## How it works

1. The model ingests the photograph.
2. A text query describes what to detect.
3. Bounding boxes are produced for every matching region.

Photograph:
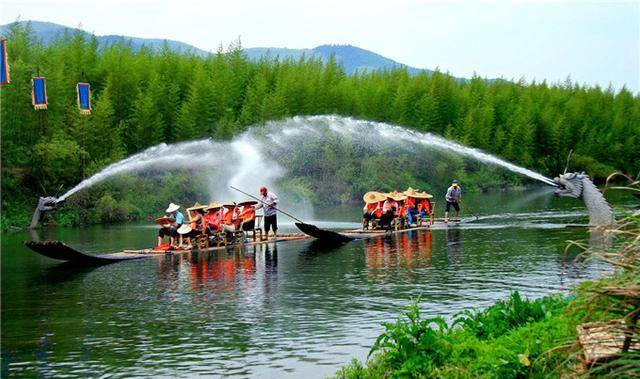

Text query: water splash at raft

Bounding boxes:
[57,115,556,202]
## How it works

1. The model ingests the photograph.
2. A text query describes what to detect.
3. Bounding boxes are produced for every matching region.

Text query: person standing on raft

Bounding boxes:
[256,186,278,240]
[444,180,461,223]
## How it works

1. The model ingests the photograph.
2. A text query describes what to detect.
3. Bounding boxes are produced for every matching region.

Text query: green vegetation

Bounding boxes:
[330,178,640,379]
[331,293,572,379]
[2,22,639,229]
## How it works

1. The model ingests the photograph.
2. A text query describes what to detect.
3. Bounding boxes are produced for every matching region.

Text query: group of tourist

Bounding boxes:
[157,186,279,249]
[362,187,434,229]
[362,180,462,229]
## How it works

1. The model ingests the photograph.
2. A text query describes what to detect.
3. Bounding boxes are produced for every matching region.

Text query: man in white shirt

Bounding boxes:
[444,179,462,223]
[256,186,279,239]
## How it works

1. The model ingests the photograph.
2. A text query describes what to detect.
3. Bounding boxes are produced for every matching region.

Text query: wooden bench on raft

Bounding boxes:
[223,215,264,245]
[416,202,436,226]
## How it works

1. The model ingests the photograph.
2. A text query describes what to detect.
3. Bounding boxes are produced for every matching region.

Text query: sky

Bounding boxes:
[1,0,638,92]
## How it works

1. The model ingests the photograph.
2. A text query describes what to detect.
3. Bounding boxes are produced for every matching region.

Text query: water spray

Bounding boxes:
[31,116,559,228]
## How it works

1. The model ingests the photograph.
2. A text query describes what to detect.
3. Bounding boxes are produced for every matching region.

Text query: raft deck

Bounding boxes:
[25,219,462,266]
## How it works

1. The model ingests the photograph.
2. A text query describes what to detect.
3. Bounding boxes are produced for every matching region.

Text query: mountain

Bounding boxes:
[243,45,426,75]
[0,21,210,55]
[0,20,430,76]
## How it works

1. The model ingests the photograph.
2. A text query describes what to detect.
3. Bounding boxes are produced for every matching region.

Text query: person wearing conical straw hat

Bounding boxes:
[379,193,399,229]
[392,191,408,228]
[187,202,207,241]
[403,187,419,227]
[157,202,184,247]
[221,202,241,241]
[416,192,433,219]
[362,191,385,230]
[204,202,223,236]
[444,179,462,223]
[238,200,258,234]
[177,224,196,249]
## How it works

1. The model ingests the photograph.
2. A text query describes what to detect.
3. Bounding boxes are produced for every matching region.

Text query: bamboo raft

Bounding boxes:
[24,218,463,265]
[25,234,309,264]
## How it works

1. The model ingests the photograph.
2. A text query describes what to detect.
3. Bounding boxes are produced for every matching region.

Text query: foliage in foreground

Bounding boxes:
[331,292,571,379]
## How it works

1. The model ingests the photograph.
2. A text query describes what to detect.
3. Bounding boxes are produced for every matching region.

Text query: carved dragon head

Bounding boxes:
[29,196,66,229]
[37,196,65,212]
[553,172,587,198]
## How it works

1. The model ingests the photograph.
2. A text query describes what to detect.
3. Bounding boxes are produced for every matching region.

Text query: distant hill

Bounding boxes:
[0,20,439,76]
[243,45,426,75]
[0,21,210,55]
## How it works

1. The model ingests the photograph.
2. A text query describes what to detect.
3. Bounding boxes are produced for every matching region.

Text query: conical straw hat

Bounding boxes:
[238,200,258,207]
[386,191,407,201]
[177,224,192,235]
[403,187,420,197]
[205,202,223,211]
[404,187,433,199]
[166,203,180,213]
[418,191,433,199]
[189,202,207,211]
[155,216,175,227]
[363,191,385,204]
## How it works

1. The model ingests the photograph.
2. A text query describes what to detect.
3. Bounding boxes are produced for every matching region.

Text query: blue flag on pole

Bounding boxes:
[1,39,9,85]
[32,77,47,110]
[77,82,91,114]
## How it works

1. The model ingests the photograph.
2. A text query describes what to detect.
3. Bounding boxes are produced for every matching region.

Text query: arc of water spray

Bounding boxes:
[55,116,558,203]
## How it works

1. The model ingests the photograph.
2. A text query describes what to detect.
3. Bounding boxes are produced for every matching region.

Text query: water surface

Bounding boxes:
[2,189,631,378]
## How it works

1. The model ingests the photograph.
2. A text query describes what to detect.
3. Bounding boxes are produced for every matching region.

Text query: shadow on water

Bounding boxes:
[35,262,101,285]
[300,239,350,255]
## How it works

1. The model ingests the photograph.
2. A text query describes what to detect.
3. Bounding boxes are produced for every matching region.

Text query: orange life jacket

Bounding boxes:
[374,201,384,218]
[405,197,415,209]
[420,200,431,214]
[238,207,256,222]
[223,208,237,226]
[364,203,377,213]
[206,210,222,229]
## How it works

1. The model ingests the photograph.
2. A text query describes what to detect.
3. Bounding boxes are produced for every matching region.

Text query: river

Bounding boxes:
[1,188,631,378]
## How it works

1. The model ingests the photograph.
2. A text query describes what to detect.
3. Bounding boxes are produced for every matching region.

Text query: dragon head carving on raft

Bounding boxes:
[553,172,613,226]
[29,196,66,229]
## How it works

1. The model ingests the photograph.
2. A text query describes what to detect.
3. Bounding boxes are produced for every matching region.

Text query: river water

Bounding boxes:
[1,189,632,379]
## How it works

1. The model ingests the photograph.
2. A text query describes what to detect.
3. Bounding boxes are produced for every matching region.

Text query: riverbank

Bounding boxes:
[329,184,639,379]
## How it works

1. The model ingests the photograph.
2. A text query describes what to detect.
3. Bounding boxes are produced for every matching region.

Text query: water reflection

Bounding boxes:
[155,243,281,298]
[364,230,434,273]
[446,228,462,264]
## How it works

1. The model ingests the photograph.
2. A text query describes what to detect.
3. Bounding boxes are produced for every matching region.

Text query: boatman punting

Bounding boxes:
[444,179,461,223]
[256,186,279,240]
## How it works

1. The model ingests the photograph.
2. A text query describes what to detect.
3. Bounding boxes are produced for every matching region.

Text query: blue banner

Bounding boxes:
[32,77,47,110]
[77,82,91,113]
[1,39,9,85]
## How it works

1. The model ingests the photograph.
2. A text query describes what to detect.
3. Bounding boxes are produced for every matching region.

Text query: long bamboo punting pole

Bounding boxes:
[230,186,306,224]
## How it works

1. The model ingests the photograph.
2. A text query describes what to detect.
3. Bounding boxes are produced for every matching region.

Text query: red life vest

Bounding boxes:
[374,201,384,218]
[405,197,415,209]
[206,210,222,230]
[222,208,236,226]
[239,207,256,222]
